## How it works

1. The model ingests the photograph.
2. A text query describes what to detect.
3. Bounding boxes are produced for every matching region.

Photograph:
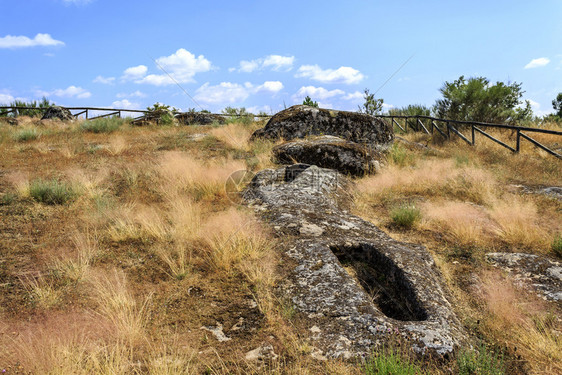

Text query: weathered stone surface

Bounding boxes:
[243,165,466,359]
[273,135,382,176]
[251,105,394,150]
[41,106,73,121]
[175,112,226,125]
[487,252,562,303]
[510,184,562,202]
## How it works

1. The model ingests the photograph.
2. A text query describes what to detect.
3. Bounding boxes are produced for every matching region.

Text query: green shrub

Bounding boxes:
[390,205,421,229]
[29,179,76,205]
[13,128,39,142]
[146,102,178,126]
[221,106,253,125]
[457,344,505,375]
[552,234,562,257]
[1,193,16,205]
[389,143,414,167]
[364,348,421,375]
[302,96,319,108]
[80,117,125,133]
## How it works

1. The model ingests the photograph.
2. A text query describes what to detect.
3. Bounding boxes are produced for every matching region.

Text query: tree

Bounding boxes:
[302,96,318,107]
[552,92,562,117]
[433,76,532,124]
[358,88,384,115]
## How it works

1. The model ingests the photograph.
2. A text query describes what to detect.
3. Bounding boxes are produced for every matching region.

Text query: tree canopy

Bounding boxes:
[433,76,532,124]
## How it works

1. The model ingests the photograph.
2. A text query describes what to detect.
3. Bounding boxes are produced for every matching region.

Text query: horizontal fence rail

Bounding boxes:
[0,106,272,120]
[377,114,562,159]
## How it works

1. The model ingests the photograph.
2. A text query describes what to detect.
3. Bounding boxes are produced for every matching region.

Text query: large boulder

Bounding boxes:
[175,112,226,125]
[251,105,394,150]
[41,106,73,121]
[243,165,467,359]
[273,135,383,176]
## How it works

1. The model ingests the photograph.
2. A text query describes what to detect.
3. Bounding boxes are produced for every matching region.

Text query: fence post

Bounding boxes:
[516,129,520,152]
[446,121,450,139]
[471,125,475,145]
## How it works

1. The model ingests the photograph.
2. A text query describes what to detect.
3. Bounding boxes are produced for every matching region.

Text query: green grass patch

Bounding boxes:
[364,348,421,375]
[29,179,77,205]
[457,344,505,375]
[80,117,126,133]
[389,143,415,167]
[552,234,562,257]
[13,128,39,142]
[390,205,421,229]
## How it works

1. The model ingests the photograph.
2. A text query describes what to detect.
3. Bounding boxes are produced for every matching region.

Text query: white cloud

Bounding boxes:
[38,86,91,99]
[342,91,363,101]
[256,81,284,93]
[524,57,550,69]
[195,82,250,104]
[195,80,284,104]
[0,33,64,49]
[0,93,15,104]
[116,90,146,98]
[112,99,140,109]
[127,49,212,86]
[93,75,115,85]
[295,64,364,84]
[293,86,345,101]
[234,54,295,73]
[122,65,148,81]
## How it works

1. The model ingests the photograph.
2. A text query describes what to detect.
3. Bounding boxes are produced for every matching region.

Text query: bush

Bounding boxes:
[358,88,384,115]
[29,179,76,205]
[146,103,178,126]
[221,106,253,125]
[388,104,431,117]
[302,96,319,107]
[389,143,414,167]
[1,97,53,117]
[364,348,421,375]
[390,205,421,229]
[433,76,532,125]
[552,234,562,257]
[13,128,39,142]
[80,117,125,133]
[457,344,505,375]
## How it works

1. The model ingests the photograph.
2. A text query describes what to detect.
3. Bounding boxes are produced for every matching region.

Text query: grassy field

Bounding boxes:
[0,116,560,374]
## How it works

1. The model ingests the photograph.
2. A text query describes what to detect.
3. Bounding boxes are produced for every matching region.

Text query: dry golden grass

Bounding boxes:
[420,200,493,246]
[88,269,151,344]
[209,122,253,151]
[478,271,562,375]
[19,273,63,309]
[50,231,99,283]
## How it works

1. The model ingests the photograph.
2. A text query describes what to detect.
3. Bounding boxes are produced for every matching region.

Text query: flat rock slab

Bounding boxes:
[243,165,466,359]
[273,135,382,176]
[487,252,562,303]
[251,105,394,150]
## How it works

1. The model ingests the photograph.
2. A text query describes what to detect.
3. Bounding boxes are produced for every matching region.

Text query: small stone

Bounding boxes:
[200,323,231,342]
[245,344,278,362]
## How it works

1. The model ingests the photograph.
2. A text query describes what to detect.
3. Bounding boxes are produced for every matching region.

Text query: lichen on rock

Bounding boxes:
[243,164,466,359]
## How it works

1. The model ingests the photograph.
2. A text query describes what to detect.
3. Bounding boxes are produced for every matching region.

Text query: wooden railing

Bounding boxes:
[0,106,271,121]
[377,115,562,159]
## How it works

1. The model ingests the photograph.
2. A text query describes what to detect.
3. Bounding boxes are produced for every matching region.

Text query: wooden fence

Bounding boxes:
[378,115,562,159]
[0,106,271,121]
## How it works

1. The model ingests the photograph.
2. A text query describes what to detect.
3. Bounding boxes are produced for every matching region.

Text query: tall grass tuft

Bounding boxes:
[80,117,126,133]
[457,343,505,375]
[364,348,421,375]
[552,234,562,257]
[390,204,421,229]
[13,128,39,142]
[29,178,77,205]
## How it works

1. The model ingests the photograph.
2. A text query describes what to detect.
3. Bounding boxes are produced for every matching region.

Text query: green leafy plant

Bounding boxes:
[388,104,431,117]
[457,344,505,375]
[29,179,77,205]
[390,204,421,229]
[80,117,125,133]
[552,92,562,118]
[1,97,53,117]
[364,348,421,375]
[389,143,414,167]
[552,234,562,257]
[433,76,532,125]
[221,106,253,124]
[146,102,178,126]
[358,88,384,115]
[302,96,319,108]
[13,128,40,142]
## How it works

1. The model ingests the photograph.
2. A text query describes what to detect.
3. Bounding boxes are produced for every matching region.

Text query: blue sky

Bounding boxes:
[1,0,561,116]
